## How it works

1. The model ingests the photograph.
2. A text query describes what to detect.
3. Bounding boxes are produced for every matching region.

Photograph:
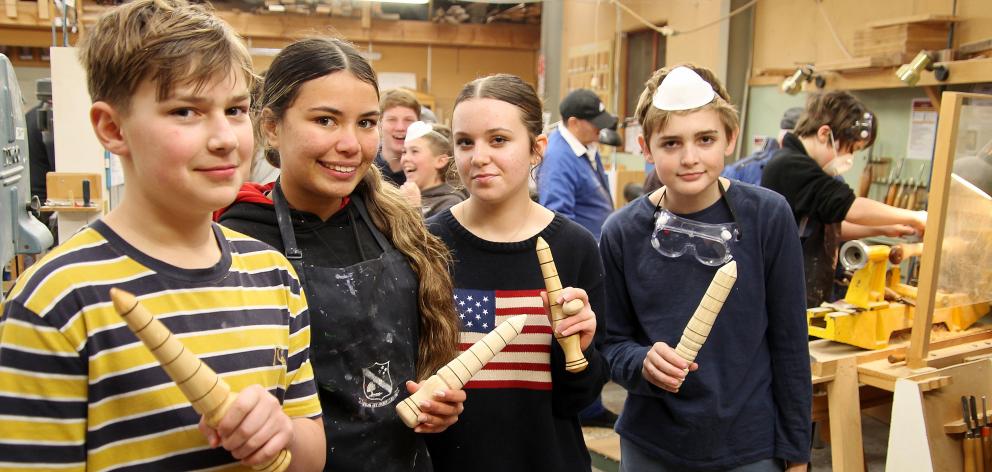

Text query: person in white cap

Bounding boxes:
[398,121,466,218]
[599,64,811,472]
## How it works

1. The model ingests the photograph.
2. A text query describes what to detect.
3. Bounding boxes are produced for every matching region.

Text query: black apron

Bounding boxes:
[273,184,428,472]
[799,216,841,308]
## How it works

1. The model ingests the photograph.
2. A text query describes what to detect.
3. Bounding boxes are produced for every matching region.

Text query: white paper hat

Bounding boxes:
[652,66,717,111]
[405,121,433,144]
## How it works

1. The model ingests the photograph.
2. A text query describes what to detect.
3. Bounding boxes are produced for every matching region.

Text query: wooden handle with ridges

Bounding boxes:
[396,314,528,428]
[674,261,738,365]
[964,436,978,472]
[109,288,292,472]
[535,237,588,373]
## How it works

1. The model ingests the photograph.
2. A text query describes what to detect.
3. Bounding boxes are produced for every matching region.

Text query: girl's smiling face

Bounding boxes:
[264,71,380,216]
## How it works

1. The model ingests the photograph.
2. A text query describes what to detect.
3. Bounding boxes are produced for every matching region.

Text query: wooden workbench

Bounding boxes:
[810,321,992,471]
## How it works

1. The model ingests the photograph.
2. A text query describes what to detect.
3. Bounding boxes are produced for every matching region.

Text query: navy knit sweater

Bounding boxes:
[425,210,609,472]
[600,182,812,470]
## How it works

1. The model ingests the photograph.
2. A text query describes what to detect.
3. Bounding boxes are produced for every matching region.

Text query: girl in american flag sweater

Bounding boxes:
[425,74,609,471]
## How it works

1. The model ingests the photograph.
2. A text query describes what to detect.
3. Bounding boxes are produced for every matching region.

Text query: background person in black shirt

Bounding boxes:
[761,91,926,307]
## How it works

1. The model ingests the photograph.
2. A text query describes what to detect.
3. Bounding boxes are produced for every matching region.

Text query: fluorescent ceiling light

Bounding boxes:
[356,0,430,4]
[249,47,282,57]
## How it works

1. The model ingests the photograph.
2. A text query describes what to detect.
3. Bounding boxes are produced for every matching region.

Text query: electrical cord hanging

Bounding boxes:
[815,0,853,59]
[679,0,758,35]
[611,0,758,37]
[611,0,672,36]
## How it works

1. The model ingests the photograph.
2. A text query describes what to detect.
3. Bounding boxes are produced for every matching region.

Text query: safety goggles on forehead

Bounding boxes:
[849,112,874,141]
[651,181,741,266]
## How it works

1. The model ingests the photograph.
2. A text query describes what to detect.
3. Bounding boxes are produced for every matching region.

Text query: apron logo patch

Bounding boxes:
[359,361,397,408]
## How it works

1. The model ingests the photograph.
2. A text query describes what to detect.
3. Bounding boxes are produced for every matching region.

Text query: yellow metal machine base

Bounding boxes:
[807,240,990,350]
[808,298,989,350]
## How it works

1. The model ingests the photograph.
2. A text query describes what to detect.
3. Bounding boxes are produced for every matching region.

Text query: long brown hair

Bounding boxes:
[257,37,459,379]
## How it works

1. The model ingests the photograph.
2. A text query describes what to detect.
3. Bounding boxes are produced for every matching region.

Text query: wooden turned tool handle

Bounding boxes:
[396,314,528,428]
[885,181,899,205]
[536,237,587,373]
[964,437,977,472]
[674,261,738,365]
[982,433,991,472]
[109,288,292,472]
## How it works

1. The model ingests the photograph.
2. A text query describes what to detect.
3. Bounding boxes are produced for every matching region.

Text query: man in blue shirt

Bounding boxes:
[538,89,618,240]
[538,89,619,428]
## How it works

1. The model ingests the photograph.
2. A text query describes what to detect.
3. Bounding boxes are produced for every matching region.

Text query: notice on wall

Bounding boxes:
[624,122,642,156]
[378,72,417,93]
[906,98,938,160]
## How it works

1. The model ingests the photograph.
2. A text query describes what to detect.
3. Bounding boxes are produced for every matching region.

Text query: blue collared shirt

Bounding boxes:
[538,126,613,240]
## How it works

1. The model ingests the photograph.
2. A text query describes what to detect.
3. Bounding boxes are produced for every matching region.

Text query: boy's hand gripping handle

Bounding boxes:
[109,288,292,472]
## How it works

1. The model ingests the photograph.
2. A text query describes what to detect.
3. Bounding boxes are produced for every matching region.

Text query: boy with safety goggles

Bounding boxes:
[761,91,927,307]
[599,65,811,471]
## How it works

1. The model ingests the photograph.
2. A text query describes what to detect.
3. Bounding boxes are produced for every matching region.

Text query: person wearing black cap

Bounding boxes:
[721,106,803,185]
[538,89,618,241]
[537,89,619,429]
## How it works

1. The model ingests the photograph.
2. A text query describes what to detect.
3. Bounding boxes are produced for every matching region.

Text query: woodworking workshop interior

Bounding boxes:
[1,0,992,471]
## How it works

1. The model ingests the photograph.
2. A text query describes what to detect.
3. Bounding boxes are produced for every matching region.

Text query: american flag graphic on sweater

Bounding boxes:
[454,288,552,390]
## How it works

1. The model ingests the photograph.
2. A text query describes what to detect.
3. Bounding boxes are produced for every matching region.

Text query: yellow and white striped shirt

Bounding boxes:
[0,221,321,471]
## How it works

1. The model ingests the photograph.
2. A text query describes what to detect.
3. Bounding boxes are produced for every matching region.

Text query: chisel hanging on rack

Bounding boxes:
[964,396,979,472]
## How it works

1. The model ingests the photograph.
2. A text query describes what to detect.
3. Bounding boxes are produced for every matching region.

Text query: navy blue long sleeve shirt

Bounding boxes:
[599,182,812,470]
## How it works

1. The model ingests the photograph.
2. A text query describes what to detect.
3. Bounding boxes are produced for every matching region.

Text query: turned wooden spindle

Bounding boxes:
[396,314,529,428]
[535,236,588,373]
[673,261,738,367]
[109,288,292,472]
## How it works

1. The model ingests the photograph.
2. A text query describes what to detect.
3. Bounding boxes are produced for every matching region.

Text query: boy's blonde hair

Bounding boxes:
[379,88,422,118]
[79,0,254,113]
[634,64,739,148]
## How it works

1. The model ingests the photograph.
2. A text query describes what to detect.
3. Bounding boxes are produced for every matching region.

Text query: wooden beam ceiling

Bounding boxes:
[0,2,540,50]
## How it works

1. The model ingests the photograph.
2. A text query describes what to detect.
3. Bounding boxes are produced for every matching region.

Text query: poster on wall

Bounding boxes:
[378,72,417,92]
[624,121,642,156]
[906,98,937,160]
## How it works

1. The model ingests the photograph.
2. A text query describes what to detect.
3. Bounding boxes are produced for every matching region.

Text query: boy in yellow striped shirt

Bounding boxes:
[0,0,324,470]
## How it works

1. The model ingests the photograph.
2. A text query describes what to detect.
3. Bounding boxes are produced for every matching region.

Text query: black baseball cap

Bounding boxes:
[560,89,618,131]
